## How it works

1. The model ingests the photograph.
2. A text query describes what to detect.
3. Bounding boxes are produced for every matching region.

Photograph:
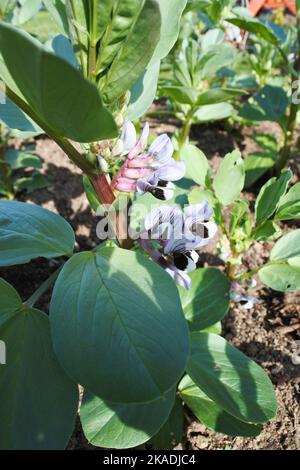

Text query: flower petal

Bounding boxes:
[128,122,149,160]
[120,121,137,155]
[155,160,186,181]
[165,266,192,290]
[184,201,213,222]
[144,205,183,236]
[149,134,174,167]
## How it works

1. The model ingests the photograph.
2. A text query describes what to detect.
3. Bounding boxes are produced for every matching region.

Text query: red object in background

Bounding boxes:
[248,0,296,16]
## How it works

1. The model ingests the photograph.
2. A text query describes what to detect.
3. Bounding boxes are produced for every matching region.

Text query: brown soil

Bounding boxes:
[1,118,300,451]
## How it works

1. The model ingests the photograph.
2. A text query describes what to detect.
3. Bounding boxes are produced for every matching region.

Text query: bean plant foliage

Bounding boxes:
[2,0,300,451]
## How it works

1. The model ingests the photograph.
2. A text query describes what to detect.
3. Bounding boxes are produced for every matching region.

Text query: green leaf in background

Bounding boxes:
[47,34,78,68]
[244,152,276,188]
[5,148,42,170]
[0,0,17,19]
[50,248,189,404]
[192,103,234,123]
[0,95,42,135]
[259,261,300,292]
[0,279,78,449]
[43,0,69,35]
[103,0,161,103]
[12,172,48,193]
[149,0,187,65]
[255,170,292,226]
[0,21,117,142]
[159,85,198,105]
[148,397,184,450]
[80,388,176,449]
[196,88,246,106]
[95,0,141,75]
[179,375,262,437]
[271,229,300,260]
[12,0,42,25]
[199,44,237,78]
[201,28,225,51]
[214,149,245,205]
[225,16,280,45]
[254,220,282,242]
[0,200,75,266]
[275,182,300,220]
[239,85,289,124]
[127,61,160,121]
[179,268,231,331]
[202,321,222,335]
[187,332,277,423]
[180,144,210,186]
[188,188,215,208]
[229,199,251,237]
[90,0,114,44]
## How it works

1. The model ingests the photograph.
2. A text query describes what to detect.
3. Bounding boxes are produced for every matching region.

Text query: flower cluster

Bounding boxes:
[112,121,185,200]
[140,202,217,289]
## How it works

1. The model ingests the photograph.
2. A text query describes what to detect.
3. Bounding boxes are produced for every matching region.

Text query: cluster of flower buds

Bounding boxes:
[111,121,185,200]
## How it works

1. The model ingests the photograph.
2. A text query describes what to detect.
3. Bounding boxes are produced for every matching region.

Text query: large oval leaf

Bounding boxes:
[50,247,189,404]
[0,201,74,266]
[179,268,231,331]
[259,261,300,292]
[0,21,117,142]
[213,150,245,206]
[179,375,262,437]
[271,230,300,261]
[0,279,78,449]
[179,144,210,187]
[275,182,300,220]
[148,397,184,450]
[187,333,277,423]
[80,388,175,449]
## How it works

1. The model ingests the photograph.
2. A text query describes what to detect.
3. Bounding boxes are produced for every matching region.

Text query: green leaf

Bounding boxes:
[0,200,75,266]
[13,0,42,25]
[149,0,187,65]
[225,17,280,45]
[0,21,117,142]
[50,248,189,404]
[0,279,78,449]
[259,262,300,292]
[244,152,276,188]
[214,149,245,205]
[95,0,141,75]
[239,85,289,124]
[271,229,300,260]
[188,188,215,207]
[148,397,184,450]
[179,375,262,437]
[180,144,210,186]
[91,0,113,43]
[159,85,198,105]
[202,321,222,335]
[192,102,233,123]
[43,0,69,35]
[187,332,277,423]
[229,199,251,237]
[199,44,237,78]
[197,88,246,106]
[103,0,161,103]
[275,182,300,220]
[12,172,48,193]
[254,221,282,242]
[5,148,42,170]
[80,388,176,449]
[0,95,42,135]
[255,170,292,226]
[0,0,17,19]
[127,61,160,121]
[179,268,231,331]
[48,34,78,68]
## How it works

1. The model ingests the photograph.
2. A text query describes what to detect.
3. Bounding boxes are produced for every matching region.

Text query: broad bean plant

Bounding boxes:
[0,0,296,451]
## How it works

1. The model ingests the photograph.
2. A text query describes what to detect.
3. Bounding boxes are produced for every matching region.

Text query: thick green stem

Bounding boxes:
[277,101,299,173]
[25,266,63,308]
[88,42,97,81]
[5,86,96,177]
